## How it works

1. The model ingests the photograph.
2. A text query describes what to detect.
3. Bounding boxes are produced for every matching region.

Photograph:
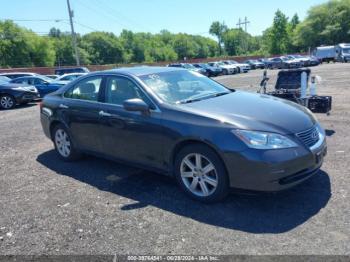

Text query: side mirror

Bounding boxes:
[123,98,150,113]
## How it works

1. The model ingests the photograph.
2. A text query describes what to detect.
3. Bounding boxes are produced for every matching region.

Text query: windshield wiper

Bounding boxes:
[176,91,231,104]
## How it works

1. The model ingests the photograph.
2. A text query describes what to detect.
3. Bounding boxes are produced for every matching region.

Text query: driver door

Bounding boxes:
[98,75,165,170]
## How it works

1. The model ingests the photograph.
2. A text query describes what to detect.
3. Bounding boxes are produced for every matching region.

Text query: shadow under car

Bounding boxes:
[37,150,332,234]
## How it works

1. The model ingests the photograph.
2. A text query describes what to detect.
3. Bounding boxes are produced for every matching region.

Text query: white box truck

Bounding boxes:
[314,46,336,63]
[335,43,350,62]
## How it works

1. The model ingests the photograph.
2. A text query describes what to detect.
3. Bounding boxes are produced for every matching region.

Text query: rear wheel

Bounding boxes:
[174,144,229,203]
[53,124,81,161]
[0,95,16,109]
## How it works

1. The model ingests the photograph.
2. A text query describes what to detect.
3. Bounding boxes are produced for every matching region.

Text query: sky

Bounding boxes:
[1,0,327,37]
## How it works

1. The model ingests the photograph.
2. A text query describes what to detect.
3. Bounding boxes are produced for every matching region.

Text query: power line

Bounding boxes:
[73,0,132,29]
[0,19,68,22]
[93,0,153,32]
[73,21,98,32]
[237,17,250,32]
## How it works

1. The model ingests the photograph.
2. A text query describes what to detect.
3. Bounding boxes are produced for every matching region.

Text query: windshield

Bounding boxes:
[39,76,54,82]
[229,61,238,64]
[56,74,82,81]
[139,70,230,104]
[343,48,350,54]
[0,76,10,84]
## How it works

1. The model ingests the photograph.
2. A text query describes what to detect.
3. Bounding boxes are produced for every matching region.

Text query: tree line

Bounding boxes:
[0,0,349,68]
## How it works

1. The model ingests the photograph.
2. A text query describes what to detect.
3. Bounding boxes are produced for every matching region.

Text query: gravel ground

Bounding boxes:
[0,63,349,255]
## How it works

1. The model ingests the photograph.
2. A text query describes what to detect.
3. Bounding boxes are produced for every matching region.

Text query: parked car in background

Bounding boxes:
[54,67,90,76]
[0,76,10,83]
[335,43,350,63]
[51,73,87,86]
[222,60,250,73]
[0,72,39,80]
[314,46,336,63]
[40,66,327,202]
[193,63,223,77]
[167,63,207,75]
[267,57,300,69]
[0,76,38,109]
[45,75,59,79]
[10,76,61,98]
[208,62,237,75]
[287,55,310,67]
[308,56,321,66]
[258,58,270,67]
[243,60,265,69]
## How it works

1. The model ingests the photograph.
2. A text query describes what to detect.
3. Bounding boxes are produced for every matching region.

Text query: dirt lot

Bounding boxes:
[0,63,349,255]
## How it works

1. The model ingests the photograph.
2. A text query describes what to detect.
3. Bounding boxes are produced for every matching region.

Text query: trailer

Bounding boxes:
[314,46,336,63]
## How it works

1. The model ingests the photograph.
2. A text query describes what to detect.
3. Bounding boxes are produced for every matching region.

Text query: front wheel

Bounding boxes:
[174,144,229,203]
[0,95,16,109]
[53,124,81,161]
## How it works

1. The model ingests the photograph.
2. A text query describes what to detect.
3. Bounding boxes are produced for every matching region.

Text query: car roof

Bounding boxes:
[0,72,37,75]
[103,66,185,77]
[60,73,86,76]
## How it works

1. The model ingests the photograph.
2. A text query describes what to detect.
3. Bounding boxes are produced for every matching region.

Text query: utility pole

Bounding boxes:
[236,17,251,56]
[236,17,250,33]
[66,0,80,66]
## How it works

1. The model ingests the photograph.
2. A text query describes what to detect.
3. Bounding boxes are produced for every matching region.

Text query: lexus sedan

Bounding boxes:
[40,67,327,202]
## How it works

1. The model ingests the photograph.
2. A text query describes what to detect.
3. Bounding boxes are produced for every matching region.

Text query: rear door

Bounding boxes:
[61,75,105,153]
[98,75,165,170]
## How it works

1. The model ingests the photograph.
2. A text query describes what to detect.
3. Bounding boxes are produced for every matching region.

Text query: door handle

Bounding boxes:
[59,104,69,109]
[99,110,112,117]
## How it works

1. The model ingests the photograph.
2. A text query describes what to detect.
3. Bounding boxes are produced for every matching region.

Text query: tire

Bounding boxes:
[0,95,16,110]
[52,124,81,161]
[237,67,241,73]
[174,144,229,203]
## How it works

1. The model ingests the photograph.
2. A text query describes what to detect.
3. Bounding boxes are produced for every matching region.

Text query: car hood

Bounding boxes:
[222,64,237,69]
[51,81,68,85]
[179,91,316,134]
[232,63,249,67]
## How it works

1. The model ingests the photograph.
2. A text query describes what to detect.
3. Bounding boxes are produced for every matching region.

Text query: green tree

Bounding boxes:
[294,0,350,50]
[263,10,290,54]
[82,32,125,64]
[0,20,55,67]
[209,21,228,55]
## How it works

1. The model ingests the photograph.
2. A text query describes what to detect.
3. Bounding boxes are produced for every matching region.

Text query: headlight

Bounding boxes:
[232,130,298,149]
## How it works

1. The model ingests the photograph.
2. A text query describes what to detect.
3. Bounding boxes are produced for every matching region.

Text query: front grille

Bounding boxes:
[296,125,319,148]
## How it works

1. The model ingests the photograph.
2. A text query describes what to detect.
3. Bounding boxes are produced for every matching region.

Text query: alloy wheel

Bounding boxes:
[180,153,218,197]
[55,129,71,158]
[0,96,14,109]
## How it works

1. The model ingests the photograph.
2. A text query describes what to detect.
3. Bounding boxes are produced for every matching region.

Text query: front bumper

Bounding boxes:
[223,135,327,192]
